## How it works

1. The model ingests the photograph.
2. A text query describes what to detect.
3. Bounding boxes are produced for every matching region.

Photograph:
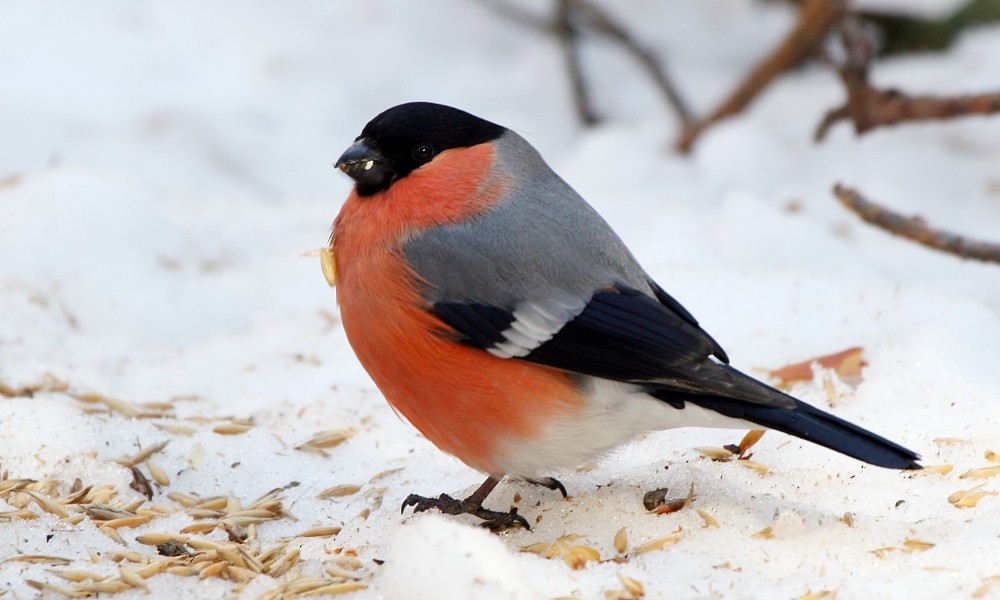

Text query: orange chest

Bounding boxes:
[330,204,582,476]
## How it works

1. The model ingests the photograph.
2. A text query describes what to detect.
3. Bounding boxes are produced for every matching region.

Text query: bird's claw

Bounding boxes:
[401,493,529,531]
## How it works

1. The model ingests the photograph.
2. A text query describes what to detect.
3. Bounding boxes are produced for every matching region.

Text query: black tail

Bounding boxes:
[655,392,922,470]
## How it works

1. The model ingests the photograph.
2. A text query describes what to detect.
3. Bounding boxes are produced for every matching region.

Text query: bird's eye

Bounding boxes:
[411,143,434,162]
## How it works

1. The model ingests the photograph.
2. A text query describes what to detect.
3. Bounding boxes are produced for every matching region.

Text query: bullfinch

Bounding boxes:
[331,102,920,529]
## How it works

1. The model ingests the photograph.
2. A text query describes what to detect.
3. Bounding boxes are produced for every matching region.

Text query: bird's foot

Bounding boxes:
[400,477,529,531]
[401,492,529,531]
[526,476,568,498]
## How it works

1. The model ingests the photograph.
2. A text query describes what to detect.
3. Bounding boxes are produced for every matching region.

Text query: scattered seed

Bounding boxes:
[81,579,133,594]
[118,441,169,468]
[796,590,837,600]
[563,545,600,570]
[614,527,628,554]
[752,527,774,540]
[21,490,69,518]
[934,437,970,445]
[0,478,34,494]
[217,546,248,570]
[199,560,227,579]
[195,496,228,511]
[119,566,148,589]
[697,509,719,528]
[902,538,935,553]
[949,487,997,508]
[306,581,369,595]
[737,430,766,458]
[910,464,954,477]
[840,512,855,527]
[73,392,141,417]
[187,539,222,551]
[520,542,549,554]
[299,526,342,538]
[618,573,645,598]
[45,569,104,583]
[155,424,197,436]
[4,555,72,565]
[770,346,865,383]
[167,491,199,507]
[738,460,771,476]
[634,535,681,554]
[180,521,219,534]
[60,485,93,505]
[986,451,1000,463]
[959,466,1000,480]
[99,526,125,544]
[147,461,170,486]
[363,487,386,509]
[26,580,83,598]
[972,575,1000,599]
[106,551,143,563]
[0,509,39,520]
[368,468,403,483]
[319,247,337,287]
[188,443,205,470]
[267,549,300,578]
[136,533,190,546]
[694,447,734,461]
[102,515,153,529]
[319,484,361,499]
[226,564,259,583]
[213,424,253,435]
[284,576,335,594]
[297,430,354,457]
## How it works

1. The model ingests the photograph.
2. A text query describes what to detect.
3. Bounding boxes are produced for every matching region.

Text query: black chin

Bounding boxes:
[335,139,396,196]
[343,161,396,196]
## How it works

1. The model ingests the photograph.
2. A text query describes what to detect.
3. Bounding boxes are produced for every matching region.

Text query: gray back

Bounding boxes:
[403,131,652,307]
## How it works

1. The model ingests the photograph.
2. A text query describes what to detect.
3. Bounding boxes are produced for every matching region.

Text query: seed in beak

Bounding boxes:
[363,160,374,171]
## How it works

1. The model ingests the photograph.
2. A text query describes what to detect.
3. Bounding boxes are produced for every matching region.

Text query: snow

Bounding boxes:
[2,1,1000,598]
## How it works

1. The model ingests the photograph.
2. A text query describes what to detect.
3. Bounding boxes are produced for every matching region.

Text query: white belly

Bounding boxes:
[493,377,754,479]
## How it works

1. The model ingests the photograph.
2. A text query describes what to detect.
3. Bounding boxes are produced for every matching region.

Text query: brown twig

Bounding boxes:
[483,0,692,128]
[565,0,693,126]
[677,0,847,152]
[833,183,1000,264]
[555,0,600,125]
[816,18,1000,141]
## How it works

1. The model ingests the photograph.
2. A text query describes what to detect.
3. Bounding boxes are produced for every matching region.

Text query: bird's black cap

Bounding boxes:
[335,102,505,196]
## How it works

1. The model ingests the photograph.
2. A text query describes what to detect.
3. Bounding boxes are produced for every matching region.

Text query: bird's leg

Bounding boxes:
[526,476,568,498]
[401,476,529,531]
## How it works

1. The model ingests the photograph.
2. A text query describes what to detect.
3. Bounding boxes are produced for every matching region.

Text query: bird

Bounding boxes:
[330,102,921,529]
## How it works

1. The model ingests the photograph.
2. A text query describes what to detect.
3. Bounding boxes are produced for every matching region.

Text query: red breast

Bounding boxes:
[332,142,584,475]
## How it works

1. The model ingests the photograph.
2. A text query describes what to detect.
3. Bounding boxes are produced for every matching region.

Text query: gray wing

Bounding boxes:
[403,132,793,408]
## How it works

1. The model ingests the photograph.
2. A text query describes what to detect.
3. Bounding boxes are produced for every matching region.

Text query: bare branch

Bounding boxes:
[484,0,692,128]
[833,184,1000,264]
[817,18,1000,140]
[678,0,847,152]
[566,0,693,126]
[556,0,600,125]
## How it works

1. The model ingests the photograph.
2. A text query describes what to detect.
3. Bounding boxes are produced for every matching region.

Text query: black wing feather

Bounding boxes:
[436,284,730,381]
[433,302,513,348]
[525,287,719,380]
[433,284,920,468]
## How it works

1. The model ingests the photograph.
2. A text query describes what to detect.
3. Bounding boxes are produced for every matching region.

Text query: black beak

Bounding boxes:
[334,138,394,196]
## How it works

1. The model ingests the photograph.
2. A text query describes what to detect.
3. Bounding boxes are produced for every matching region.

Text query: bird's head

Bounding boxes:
[335,102,505,197]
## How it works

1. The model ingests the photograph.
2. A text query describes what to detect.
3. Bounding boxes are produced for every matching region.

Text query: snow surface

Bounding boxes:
[2,1,1000,598]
